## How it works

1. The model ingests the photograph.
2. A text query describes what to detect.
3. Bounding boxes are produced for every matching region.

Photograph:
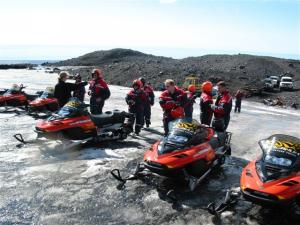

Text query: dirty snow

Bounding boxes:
[0,69,299,225]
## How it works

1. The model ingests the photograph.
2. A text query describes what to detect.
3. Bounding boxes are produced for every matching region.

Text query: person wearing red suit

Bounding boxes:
[211,81,232,132]
[200,81,213,126]
[139,77,155,128]
[234,89,244,113]
[125,80,148,135]
[185,85,198,119]
[159,79,187,135]
[88,69,111,114]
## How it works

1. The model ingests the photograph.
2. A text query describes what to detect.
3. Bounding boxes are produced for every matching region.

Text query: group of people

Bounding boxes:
[54,68,243,136]
[159,79,234,135]
[54,69,111,114]
[125,78,155,135]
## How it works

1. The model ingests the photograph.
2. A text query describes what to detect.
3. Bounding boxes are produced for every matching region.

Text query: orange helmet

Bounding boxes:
[188,85,196,93]
[202,81,213,93]
[171,106,185,119]
[132,79,142,88]
[92,68,103,79]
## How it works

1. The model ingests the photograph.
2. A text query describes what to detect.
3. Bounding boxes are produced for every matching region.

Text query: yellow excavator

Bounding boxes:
[182,74,202,93]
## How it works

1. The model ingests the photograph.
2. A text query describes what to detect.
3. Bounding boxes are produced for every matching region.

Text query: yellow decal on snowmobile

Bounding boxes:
[274,141,300,152]
[66,101,81,108]
[176,122,198,131]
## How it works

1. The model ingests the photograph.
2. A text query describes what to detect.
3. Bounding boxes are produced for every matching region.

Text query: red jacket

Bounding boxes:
[185,92,197,107]
[89,78,110,99]
[235,90,244,100]
[200,92,213,113]
[159,87,187,116]
[213,91,232,118]
[142,85,155,105]
[125,89,148,111]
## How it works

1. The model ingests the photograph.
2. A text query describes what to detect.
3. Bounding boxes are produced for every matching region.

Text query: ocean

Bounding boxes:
[0,60,58,65]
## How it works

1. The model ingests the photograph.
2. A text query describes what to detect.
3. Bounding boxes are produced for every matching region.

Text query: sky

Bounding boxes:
[0,0,299,60]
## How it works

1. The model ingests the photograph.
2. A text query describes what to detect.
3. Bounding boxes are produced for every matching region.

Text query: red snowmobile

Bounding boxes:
[0,84,36,107]
[240,134,300,218]
[31,98,133,143]
[28,89,59,113]
[0,85,58,118]
[208,134,300,219]
[111,118,232,191]
[14,98,134,149]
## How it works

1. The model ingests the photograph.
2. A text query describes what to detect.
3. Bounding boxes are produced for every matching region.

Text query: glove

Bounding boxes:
[166,100,175,104]
[96,97,102,103]
[127,100,135,106]
[175,102,181,107]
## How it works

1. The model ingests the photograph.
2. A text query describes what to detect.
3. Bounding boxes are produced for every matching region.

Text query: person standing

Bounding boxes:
[200,81,213,126]
[139,77,155,128]
[125,80,147,135]
[54,71,88,107]
[211,81,232,132]
[159,79,187,135]
[88,69,110,114]
[73,74,86,102]
[234,89,243,113]
[185,85,197,119]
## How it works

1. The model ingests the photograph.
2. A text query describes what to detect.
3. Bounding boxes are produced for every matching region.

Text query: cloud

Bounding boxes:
[160,0,177,4]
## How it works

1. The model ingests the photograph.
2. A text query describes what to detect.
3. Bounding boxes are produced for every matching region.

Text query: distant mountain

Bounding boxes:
[51,48,300,90]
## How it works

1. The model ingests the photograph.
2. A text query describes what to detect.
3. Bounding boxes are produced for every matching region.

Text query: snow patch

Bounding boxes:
[77,148,123,160]
[80,159,106,178]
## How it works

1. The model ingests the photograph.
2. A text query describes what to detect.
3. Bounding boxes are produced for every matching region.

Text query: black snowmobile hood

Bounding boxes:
[158,118,204,155]
[256,134,300,182]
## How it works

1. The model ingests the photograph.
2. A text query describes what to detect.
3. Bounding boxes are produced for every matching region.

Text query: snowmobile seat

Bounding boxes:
[91,110,126,127]
[26,93,39,101]
[0,89,7,95]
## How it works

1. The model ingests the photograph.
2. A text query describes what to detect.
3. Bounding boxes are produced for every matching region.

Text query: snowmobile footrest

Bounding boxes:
[13,133,27,144]
[207,189,239,216]
[111,169,127,183]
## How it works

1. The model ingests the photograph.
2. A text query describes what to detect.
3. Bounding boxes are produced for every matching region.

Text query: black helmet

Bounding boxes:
[75,74,82,80]
[139,77,146,85]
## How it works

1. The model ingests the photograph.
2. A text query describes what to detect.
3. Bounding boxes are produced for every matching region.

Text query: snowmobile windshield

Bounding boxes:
[57,98,85,118]
[158,118,204,154]
[3,89,20,95]
[40,91,53,99]
[57,106,78,118]
[259,134,300,168]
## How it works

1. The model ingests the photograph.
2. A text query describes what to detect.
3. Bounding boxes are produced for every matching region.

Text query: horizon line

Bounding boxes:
[0,47,299,61]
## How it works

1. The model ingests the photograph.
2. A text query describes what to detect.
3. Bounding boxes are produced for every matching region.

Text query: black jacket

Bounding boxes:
[54,80,87,107]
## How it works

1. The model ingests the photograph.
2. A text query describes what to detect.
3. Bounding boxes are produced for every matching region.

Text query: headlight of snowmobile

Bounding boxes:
[264,155,292,167]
